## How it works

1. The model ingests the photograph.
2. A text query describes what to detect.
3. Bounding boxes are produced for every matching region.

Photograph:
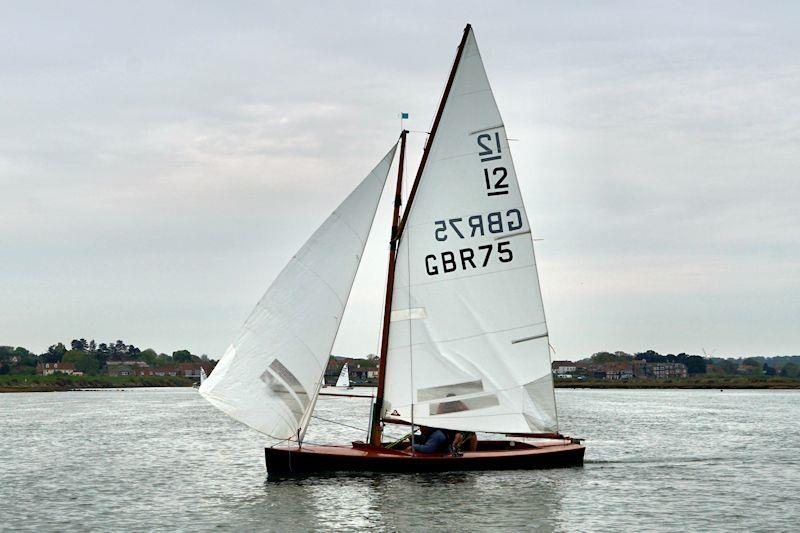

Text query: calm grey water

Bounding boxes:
[1,388,798,532]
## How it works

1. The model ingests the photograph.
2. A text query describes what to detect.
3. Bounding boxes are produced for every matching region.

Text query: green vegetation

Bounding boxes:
[0,338,215,392]
[0,373,193,392]
[577,350,800,378]
[586,350,707,373]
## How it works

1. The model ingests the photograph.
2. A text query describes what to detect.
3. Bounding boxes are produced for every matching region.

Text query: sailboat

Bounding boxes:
[200,24,585,476]
[335,363,351,389]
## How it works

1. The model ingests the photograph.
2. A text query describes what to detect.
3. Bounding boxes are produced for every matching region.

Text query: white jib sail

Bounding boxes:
[383,28,557,435]
[335,363,350,388]
[200,145,397,439]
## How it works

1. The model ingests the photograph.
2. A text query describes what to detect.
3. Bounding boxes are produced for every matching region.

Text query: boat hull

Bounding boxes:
[264,440,585,478]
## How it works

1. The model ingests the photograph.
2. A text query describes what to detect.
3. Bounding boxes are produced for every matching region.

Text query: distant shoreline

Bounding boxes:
[0,375,194,393]
[554,377,800,389]
[3,377,799,392]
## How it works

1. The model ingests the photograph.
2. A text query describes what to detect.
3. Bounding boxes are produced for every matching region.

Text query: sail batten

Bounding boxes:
[200,145,397,440]
[382,27,558,435]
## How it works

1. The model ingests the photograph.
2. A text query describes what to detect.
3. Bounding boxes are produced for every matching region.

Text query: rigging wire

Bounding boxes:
[404,145,416,454]
[310,415,369,434]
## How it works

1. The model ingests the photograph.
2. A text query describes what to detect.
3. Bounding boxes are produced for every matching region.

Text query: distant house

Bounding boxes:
[633,361,688,379]
[135,363,206,381]
[350,365,370,382]
[648,363,687,379]
[603,363,633,380]
[108,364,134,376]
[37,362,81,376]
[177,363,204,379]
[323,356,379,385]
[552,360,577,378]
[107,361,149,376]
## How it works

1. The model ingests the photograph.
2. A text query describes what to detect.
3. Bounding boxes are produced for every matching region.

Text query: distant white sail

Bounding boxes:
[200,146,397,439]
[200,366,207,385]
[383,28,557,435]
[335,363,350,388]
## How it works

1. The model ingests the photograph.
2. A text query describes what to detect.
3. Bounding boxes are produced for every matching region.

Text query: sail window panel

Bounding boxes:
[409,329,551,396]
[428,393,500,415]
[416,379,484,402]
[259,368,305,424]
[385,324,554,433]
[387,341,477,400]
[406,408,540,435]
[268,359,311,408]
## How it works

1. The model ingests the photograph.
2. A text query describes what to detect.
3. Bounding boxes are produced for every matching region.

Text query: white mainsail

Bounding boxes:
[335,363,350,388]
[200,146,397,440]
[382,28,557,435]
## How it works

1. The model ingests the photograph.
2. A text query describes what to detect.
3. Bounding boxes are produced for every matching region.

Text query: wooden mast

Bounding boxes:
[369,23,472,445]
[369,128,407,445]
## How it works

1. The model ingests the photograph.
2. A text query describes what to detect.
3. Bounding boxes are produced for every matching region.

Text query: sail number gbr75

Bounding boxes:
[424,130,524,277]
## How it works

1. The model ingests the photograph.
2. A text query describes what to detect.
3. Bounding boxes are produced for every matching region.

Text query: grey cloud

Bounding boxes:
[2,1,799,358]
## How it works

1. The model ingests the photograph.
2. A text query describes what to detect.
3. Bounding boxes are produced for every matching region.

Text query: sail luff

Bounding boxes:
[199,144,397,440]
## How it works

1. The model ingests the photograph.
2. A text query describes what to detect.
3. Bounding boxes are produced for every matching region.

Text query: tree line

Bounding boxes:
[583,350,800,378]
[0,339,214,376]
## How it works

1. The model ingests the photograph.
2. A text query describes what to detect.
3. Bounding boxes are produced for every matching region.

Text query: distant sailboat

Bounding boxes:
[200,24,584,477]
[200,366,207,385]
[335,363,351,388]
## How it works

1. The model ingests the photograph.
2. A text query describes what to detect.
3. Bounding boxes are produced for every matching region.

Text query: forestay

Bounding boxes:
[383,28,557,435]
[200,146,397,439]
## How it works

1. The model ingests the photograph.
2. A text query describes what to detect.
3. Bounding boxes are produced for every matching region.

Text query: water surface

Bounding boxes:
[2,388,798,531]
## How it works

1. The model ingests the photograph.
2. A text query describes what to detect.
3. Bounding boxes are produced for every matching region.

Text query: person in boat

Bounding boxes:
[437,394,478,455]
[405,425,449,454]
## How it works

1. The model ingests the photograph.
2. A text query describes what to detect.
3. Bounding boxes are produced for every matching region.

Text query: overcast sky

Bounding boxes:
[2,1,798,359]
